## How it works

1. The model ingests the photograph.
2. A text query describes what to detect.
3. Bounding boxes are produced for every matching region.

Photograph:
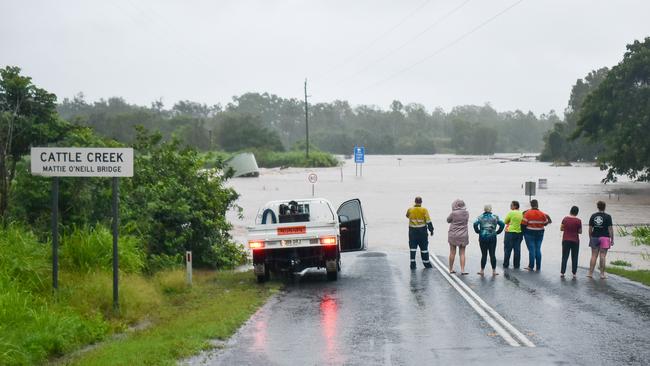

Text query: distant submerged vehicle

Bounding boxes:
[225,152,260,177]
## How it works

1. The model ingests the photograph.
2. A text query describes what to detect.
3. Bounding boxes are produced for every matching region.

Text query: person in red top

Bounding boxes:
[560,206,582,278]
[521,199,549,271]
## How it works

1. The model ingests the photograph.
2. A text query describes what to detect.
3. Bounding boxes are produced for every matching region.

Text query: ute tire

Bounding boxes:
[326,269,338,281]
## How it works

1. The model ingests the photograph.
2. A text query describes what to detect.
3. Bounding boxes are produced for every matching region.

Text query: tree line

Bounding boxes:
[57,92,560,156]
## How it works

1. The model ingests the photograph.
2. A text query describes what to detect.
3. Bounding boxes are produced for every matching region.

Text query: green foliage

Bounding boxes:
[216,112,284,152]
[0,66,69,216]
[68,271,280,366]
[0,223,49,292]
[630,226,650,246]
[450,119,498,155]
[610,260,632,267]
[254,149,339,168]
[573,37,650,182]
[0,224,108,366]
[205,241,249,270]
[539,68,608,162]
[58,91,556,157]
[9,125,117,230]
[123,127,243,268]
[61,225,145,274]
[606,267,650,286]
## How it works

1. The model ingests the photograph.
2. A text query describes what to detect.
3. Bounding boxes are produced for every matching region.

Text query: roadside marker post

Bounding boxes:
[31,147,133,312]
[308,173,318,197]
[186,251,193,286]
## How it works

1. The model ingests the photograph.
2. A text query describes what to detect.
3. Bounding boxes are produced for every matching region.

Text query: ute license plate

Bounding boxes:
[280,239,303,247]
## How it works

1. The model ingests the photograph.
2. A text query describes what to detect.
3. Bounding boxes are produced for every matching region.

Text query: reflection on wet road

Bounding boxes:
[185,249,650,365]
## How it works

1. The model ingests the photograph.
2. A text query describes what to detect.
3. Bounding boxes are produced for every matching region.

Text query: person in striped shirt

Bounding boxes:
[521,199,549,271]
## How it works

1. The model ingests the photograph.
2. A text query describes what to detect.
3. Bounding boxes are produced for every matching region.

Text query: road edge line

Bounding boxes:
[430,253,536,348]
[429,254,521,347]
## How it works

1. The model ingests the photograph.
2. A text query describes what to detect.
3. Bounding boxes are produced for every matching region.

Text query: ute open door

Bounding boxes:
[337,199,367,252]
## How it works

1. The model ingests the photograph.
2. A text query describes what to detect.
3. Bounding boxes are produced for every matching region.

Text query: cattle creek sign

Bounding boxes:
[31,147,133,312]
[31,147,134,177]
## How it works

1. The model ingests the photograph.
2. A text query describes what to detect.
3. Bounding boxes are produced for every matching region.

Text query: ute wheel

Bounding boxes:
[327,269,338,281]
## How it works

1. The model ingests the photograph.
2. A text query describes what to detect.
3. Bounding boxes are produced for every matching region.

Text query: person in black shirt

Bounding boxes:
[587,201,614,279]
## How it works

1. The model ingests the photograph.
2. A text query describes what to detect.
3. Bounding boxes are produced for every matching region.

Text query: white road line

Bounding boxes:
[428,254,521,347]
[429,253,536,348]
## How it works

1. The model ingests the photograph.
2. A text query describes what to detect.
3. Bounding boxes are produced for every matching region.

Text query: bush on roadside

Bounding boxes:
[61,225,145,274]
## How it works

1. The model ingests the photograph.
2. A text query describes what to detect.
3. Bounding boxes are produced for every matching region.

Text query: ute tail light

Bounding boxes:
[249,240,264,249]
[320,236,337,246]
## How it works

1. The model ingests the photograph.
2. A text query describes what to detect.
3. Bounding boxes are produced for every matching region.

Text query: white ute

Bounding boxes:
[247,198,367,282]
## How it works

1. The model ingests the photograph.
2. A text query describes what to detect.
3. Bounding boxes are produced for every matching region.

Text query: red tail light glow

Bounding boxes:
[249,240,264,249]
[320,236,337,245]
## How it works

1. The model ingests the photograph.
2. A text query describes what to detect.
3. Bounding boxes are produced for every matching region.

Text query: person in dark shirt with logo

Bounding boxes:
[588,201,614,279]
[560,206,582,279]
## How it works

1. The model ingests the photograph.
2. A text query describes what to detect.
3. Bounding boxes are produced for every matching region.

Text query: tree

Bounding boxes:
[540,68,608,162]
[216,112,284,152]
[0,66,66,217]
[573,37,650,182]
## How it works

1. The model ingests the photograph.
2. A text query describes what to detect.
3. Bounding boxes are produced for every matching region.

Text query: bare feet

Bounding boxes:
[600,274,607,279]
[524,267,532,271]
[492,272,499,276]
[586,273,593,278]
[477,271,484,276]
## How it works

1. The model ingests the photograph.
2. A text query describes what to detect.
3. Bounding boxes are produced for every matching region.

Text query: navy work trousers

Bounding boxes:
[409,227,430,266]
[503,231,523,268]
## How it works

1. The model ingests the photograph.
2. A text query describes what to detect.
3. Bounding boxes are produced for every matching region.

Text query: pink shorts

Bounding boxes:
[590,237,611,249]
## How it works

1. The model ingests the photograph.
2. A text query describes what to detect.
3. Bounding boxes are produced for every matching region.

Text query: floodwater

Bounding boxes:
[227,154,650,270]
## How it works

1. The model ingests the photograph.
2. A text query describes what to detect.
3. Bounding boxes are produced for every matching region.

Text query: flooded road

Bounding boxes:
[229,154,650,270]
[185,155,650,365]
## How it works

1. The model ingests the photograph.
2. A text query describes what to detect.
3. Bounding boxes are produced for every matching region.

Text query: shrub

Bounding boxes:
[61,225,145,274]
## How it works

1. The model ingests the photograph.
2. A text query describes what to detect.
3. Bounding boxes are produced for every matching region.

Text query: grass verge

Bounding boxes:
[62,270,280,366]
[607,267,650,286]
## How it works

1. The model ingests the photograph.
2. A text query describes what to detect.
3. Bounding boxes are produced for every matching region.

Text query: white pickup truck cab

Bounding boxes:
[247,198,367,282]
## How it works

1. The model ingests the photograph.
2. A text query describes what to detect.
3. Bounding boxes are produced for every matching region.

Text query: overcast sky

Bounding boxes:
[2,0,649,115]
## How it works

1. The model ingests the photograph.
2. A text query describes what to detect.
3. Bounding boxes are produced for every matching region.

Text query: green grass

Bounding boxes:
[607,267,650,286]
[0,224,278,365]
[610,260,632,267]
[65,270,280,366]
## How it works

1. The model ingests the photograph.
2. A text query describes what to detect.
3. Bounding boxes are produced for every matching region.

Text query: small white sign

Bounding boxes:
[308,173,318,184]
[31,147,134,177]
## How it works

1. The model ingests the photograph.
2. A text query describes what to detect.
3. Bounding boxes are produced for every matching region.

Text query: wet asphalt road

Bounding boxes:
[185,250,650,366]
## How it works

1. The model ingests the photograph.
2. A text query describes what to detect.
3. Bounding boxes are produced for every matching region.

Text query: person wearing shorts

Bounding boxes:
[560,206,582,278]
[588,201,614,279]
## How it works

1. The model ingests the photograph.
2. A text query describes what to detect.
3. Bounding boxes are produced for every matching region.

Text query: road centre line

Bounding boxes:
[429,254,536,347]
[428,254,521,347]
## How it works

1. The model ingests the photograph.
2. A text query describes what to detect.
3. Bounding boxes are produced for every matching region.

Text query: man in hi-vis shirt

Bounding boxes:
[406,196,434,269]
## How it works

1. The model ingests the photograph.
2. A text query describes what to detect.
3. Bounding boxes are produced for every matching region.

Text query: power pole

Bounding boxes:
[304,78,309,159]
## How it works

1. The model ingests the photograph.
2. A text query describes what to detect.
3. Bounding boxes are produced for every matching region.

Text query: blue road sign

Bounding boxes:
[354,146,365,163]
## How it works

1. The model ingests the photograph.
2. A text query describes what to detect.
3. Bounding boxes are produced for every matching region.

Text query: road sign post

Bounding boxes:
[354,146,365,177]
[51,177,59,293]
[308,173,318,196]
[525,181,536,202]
[31,147,133,311]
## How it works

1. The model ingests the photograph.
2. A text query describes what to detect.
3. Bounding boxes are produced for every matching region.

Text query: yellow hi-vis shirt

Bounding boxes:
[406,204,432,228]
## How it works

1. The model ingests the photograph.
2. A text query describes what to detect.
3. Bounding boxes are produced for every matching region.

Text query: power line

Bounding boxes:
[315,0,432,79]
[330,0,472,88]
[352,0,525,97]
